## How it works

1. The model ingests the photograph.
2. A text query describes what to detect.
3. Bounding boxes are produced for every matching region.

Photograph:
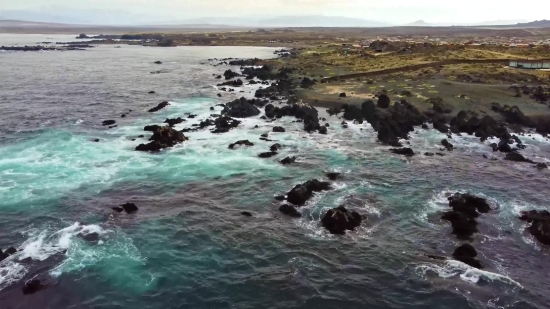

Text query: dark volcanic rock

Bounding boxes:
[279,204,302,218]
[519,210,550,245]
[280,156,296,165]
[102,120,116,126]
[390,148,415,157]
[318,126,328,134]
[491,103,535,127]
[286,179,331,206]
[448,193,491,215]
[22,279,46,295]
[241,211,253,217]
[218,79,243,87]
[452,244,483,269]
[228,140,254,149]
[144,125,161,132]
[377,94,391,108]
[148,101,169,113]
[537,163,548,169]
[225,97,261,118]
[121,203,138,213]
[321,206,363,234]
[442,193,490,239]
[270,143,282,152]
[505,152,534,164]
[441,139,454,151]
[273,126,286,133]
[211,115,241,133]
[224,69,239,80]
[135,126,188,151]
[326,172,341,180]
[327,106,342,116]
[259,152,278,158]
[164,117,184,127]
[339,92,347,98]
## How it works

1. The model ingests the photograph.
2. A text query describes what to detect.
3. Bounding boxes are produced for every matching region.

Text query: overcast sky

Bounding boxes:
[1,0,548,24]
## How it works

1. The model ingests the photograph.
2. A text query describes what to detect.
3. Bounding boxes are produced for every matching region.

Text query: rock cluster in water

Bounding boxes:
[136,126,188,151]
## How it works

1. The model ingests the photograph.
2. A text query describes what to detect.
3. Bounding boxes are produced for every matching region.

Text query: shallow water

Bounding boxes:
[1,35,550,309]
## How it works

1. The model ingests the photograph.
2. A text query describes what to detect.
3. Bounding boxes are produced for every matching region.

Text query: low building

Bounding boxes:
[509,60,550,69]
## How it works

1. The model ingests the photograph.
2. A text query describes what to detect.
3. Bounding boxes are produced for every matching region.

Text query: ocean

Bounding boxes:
[1,34,550,309]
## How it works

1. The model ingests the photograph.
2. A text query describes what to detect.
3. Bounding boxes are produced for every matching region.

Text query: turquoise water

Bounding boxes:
[1,38,550,309]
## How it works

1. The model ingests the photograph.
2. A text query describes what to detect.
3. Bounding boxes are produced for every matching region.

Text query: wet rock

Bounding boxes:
[537,163,548,169]
[112,206,124,212]
[240,211,253,217]
[452,244,482,269]
[504,152,534,164]
[286,179,331,206]
[148,101,169,113]
[280,156,296,165]
[258,152,278,158]
[154,61,162,64]
[218,79,243,87]
[92,138,100,142]
[448,193,491,215]
[22,279,46,295]
[390,148,415,157]
[136,127,187,151]
[144,125,161,132]
[102,120,116,126]
[422,123,429,130]
[441,210,479,239]
[79,232,100,242]
[211,115,241,133]
[343,104,363,122]
[318,126,328,134]
[121,114,126,118]
[225,97,261,118]
[164,117,184,127]
[279,204,302,218]
[121,203,138,213]
[321,206,362,234]
[326,172,341,180]
[217,93,222,97]
[519,210,550,245]
[377,94,390,108]
[327,106,342,116]
[228,140,254,149]
[339,92,347,98]
[432,119,449,134]
[149,91,156,94]
[274,195,286,201]
[224,69,239,80]
[270,143,282,152]
[441,139,454,151]
[424,152,435,156]
[273,126,286,133]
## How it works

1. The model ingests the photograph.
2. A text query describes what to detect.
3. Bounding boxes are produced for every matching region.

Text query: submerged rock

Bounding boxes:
[228,140,254,149]
[240,211,253,217]
[505,152,535,164]
[273,126,286,133]
[22,279,46,295]
[325,172,341,180]
[121,203,138,213]
[102,120,116,126]
[286,179,331,206]
[270,143,282,152]
[390,148,415,157]
[441,139,454,151]
[136,127,187,152]
[321,206,363,234]
[148,101,169,113]
[519,210,550,245]
[279,204,302,218]
[280,156,296,165]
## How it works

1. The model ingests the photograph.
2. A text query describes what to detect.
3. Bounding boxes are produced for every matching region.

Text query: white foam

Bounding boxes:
[416,260,523,288]
[0,222,106,291]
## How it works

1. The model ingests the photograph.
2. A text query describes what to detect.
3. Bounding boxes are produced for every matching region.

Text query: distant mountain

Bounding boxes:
[512,19,550,28]
[257,16,389,27]
[406,20,431,27]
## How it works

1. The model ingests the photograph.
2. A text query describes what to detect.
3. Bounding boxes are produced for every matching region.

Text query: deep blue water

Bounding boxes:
[1,34,550,309]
